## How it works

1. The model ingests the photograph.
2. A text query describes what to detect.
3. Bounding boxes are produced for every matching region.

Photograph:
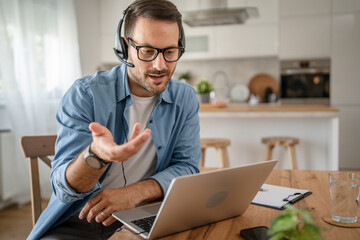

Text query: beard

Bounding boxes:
[128,65,175,95]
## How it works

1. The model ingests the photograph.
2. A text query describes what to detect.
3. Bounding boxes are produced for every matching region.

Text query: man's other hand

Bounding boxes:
[78,187,136,226]
[89,122,151,162]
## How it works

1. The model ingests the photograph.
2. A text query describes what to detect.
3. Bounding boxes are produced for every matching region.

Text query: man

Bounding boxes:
[28,0,200,239]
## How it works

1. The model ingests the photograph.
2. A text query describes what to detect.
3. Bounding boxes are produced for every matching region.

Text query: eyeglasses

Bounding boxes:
[128,38,184,62]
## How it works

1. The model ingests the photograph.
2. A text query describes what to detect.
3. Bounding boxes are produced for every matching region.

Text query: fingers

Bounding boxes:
[89,122,108,137]
[126,128,151,151]
[95,209,112,224]
[107,128,151,161]
[129,123,141,141]
[79,192,116,226]
[102,216,117,226]
[79,195,103,222]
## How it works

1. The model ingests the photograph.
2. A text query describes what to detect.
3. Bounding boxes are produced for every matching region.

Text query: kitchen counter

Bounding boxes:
[199,104,339,119]
[198,103,339,171]
[199,103,339,112]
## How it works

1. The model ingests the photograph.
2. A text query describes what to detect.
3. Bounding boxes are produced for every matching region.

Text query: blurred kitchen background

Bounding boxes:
[0,0,359,210]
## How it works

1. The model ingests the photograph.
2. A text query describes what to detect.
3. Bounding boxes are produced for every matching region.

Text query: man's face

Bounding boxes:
[126,17,179,97]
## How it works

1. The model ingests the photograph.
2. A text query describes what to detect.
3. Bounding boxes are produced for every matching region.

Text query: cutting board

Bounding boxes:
[248,74,278,102]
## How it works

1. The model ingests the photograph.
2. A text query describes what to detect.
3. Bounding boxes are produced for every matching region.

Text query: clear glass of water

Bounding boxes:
[329,171,360,223]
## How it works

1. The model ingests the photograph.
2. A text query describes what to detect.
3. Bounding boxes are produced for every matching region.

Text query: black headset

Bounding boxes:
[113,6,186,68]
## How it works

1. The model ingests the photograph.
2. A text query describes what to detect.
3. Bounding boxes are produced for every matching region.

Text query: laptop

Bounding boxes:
[112,160,277,239]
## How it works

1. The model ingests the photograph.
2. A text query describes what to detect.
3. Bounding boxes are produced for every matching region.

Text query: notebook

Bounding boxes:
[112,160,277,239]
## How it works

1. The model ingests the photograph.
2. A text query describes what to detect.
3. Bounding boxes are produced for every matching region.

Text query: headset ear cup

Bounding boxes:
[119,37,128,60]
[179,26,185,49]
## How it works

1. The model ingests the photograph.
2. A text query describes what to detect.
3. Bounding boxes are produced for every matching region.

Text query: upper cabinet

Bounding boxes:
[279,0,331,59]
[178,0,279,60]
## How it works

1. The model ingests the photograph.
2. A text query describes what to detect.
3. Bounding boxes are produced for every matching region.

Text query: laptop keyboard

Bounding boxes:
[131,215,156,232]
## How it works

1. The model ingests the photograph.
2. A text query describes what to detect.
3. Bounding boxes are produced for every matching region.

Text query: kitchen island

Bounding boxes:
[199,104,339,170]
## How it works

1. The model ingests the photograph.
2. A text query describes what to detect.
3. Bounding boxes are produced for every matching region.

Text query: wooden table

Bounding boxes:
[110,169,360,240]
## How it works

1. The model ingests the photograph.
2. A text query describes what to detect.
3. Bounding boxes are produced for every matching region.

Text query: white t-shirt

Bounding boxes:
[101,93,158,189]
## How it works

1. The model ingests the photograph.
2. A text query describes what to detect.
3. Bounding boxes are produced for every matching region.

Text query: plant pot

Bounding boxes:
[197,93,210,103]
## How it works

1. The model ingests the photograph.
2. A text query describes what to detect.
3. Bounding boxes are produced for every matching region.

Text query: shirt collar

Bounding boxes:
[116,64,173,104]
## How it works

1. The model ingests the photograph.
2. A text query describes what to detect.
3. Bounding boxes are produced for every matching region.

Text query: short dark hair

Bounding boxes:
[124,0,182,39]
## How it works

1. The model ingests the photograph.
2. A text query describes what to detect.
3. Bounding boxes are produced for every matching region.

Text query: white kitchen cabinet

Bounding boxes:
[331,11,360,105]
[279,0,332,59]
[279,0,331,17]
[213,24,278,58]
[335,106,360,170]
[181,26,217,60]
[332,0,360,13]
[279,15,331,59]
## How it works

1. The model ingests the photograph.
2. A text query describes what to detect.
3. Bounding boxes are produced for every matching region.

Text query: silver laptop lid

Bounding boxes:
[113,160,277,239]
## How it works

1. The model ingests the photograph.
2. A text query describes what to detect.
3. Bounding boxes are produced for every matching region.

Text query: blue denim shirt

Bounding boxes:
[27,65,201,240]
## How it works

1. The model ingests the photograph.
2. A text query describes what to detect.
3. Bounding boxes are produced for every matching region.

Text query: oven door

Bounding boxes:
[280,73,330,104]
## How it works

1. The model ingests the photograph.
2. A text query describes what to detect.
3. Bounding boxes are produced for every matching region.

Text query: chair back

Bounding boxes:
[20,135,57,226]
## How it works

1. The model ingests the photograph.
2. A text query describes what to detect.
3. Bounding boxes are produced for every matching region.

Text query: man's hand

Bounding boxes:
[66,122,151,193]
[79,187,136,226]
[89,122,151,162]
[79,179,163,226]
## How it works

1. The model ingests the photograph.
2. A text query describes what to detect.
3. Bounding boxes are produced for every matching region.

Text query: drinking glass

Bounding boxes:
[329,171,360,223]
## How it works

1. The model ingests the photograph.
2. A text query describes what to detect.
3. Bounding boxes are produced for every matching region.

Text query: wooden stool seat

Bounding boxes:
[261,137,299,169]
[200,138,231,168]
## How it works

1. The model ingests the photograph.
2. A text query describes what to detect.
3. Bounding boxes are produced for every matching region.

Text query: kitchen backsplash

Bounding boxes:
[175,57,280,88]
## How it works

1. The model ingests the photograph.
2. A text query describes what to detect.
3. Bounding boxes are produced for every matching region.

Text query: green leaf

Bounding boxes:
[268,212,299,235]
[296,223,323,240]
[269,232,288,240]
[269,205,325,240]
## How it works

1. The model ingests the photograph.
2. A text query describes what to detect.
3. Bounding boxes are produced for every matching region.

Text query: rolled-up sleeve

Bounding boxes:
[50,79,100,203]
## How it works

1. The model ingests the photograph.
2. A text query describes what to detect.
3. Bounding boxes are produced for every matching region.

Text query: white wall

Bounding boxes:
[74,0,101,76]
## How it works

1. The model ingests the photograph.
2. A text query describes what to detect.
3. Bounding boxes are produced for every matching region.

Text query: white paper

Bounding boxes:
[252,184,311,209]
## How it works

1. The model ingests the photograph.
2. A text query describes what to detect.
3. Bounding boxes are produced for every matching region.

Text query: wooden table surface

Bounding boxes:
[110,169,360,240]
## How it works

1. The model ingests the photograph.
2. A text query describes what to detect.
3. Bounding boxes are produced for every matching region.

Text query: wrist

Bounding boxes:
[84,144,110,170]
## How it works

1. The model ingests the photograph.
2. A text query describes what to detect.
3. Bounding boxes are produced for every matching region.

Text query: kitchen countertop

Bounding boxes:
[199,103,339,112]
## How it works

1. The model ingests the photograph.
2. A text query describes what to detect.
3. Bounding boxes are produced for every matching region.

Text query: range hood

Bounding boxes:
[183,7,259,27]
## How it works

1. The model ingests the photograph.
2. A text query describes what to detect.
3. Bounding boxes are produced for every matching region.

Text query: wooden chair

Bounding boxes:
[200,138,231,168]
[261,137,299,169]
[20,135,57,226]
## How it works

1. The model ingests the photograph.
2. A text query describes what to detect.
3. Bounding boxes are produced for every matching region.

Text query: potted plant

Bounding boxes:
[268,205,324,240]
[194,78,214,103]
[178,71,191,82]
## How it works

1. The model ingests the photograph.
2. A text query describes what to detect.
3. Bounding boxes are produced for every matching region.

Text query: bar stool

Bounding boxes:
[200,138,231,168]
[261,137,299,169]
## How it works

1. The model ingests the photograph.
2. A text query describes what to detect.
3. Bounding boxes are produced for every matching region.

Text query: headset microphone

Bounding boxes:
[113,7,135,68]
